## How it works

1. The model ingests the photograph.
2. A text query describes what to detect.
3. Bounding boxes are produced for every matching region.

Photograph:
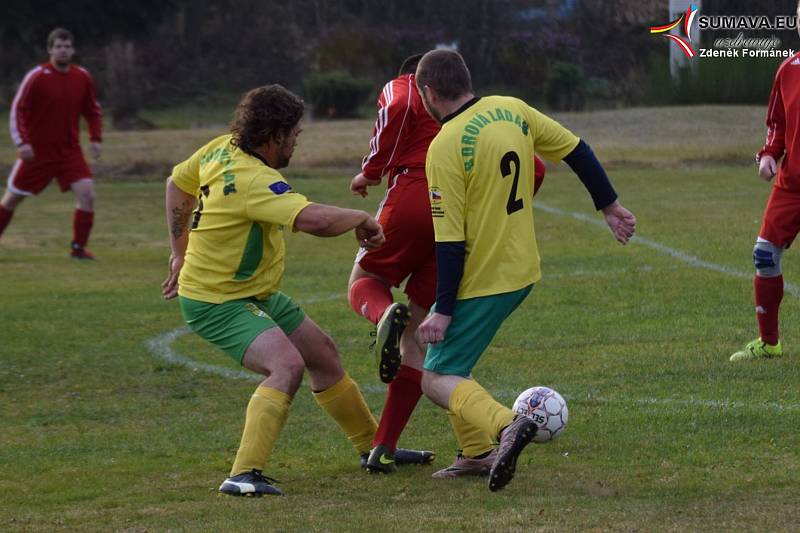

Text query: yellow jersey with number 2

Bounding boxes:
[426,96,579,299]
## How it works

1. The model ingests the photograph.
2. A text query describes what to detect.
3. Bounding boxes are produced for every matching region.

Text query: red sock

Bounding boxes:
[372,365,423,453]
[755,274,783,345]
[348,277,393,325]
[0,206,14,238]
[72,209,94,248]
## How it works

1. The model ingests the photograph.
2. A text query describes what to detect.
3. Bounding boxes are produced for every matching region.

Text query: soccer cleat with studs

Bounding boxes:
[432,448,497,479]
[374,302,410,383]
[360,446,435,472]
[218,469,284,497]
[70,242,96,260]
[364,444,397,474]
[488,416,537,492]
[730,338,783,362]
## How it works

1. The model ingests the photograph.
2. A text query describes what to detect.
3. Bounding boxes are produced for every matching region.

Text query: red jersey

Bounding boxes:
[361,73,440,181]
[9,62,102,159]
[759,52,800,191]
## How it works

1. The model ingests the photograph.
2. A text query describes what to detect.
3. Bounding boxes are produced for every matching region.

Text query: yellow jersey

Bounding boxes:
[426,96,579,299]
[172,134,311,303]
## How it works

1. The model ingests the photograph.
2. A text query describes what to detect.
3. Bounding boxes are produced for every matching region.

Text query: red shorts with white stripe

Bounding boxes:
[356,167,436,310]
[6,150,92,196]
[759,185,800,248]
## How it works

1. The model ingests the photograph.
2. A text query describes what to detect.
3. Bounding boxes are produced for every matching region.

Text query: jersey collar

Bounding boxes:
[441,96,481,124]
[240,145,272,167]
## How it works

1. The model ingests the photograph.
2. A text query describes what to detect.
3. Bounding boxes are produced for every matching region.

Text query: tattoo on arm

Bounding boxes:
[170,199,194,239]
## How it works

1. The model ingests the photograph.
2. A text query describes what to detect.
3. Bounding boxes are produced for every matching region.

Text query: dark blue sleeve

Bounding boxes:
[434,241,466,316]
[562,139,618,210]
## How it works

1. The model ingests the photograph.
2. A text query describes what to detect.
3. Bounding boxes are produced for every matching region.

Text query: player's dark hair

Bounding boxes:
[415,49,473,100]
[230,85,305,151]
[47,28,74,49]
[398,54,424,76]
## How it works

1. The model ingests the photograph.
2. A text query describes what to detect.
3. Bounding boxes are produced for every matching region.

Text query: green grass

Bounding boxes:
[2,107,800,531]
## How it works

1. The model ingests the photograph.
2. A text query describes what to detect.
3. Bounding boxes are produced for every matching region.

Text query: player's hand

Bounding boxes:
[602,200,636,245]
[416,312,452,345]
[161,253,184,300]
[89,142,102,161]
[355,215,385,249]
[350,172,381,197]
[759,155,777,181]
[17,144,34,161]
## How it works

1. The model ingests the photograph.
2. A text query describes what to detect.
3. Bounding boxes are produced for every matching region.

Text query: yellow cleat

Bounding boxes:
[730,338,783,362]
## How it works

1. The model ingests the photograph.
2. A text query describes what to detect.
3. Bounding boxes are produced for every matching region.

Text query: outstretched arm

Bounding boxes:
[562,140,635,244]
[162,177,196,299]
[294,203,385,249]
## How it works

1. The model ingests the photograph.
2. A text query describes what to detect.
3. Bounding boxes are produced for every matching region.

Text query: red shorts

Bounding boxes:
[356,168,436,310]
[6,151,92,196]
[759,185,800,248]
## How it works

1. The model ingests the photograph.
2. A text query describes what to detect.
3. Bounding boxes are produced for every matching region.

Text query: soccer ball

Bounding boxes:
[512,386,568,442]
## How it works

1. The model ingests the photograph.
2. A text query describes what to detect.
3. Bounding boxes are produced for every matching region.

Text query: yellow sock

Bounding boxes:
[447,410,495,458]
[449,380,515,441]
[230,386,291,476]
[313,373,377,455]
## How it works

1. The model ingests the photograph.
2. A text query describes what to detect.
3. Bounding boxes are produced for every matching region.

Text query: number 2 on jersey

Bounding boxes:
[501,151,523,215]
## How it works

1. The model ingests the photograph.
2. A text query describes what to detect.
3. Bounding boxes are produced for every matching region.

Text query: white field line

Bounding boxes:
[535,202,800,298]
[145,208,800,412]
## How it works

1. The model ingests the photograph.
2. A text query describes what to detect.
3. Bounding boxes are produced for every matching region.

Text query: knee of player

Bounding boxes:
[753,239,783,277]
[420,371,436,397]
[77,191,95,210]
[283,352,307,389]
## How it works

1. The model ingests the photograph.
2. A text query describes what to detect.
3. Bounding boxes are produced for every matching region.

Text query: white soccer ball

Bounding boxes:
[512,386,568,442]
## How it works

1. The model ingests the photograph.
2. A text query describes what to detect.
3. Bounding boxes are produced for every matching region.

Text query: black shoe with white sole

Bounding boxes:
[219,469,284,497]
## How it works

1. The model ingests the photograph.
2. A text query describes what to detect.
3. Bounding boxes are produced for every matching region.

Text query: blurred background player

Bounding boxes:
[0,28,102,259]
[414,49,635,492]
[730,7,800,362]
[349,54,547,475]
[162,84,427,496]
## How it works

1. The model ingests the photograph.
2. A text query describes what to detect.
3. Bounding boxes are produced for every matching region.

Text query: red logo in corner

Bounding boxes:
[650,4,699,59]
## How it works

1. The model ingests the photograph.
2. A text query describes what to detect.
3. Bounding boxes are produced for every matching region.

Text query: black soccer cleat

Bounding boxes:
[364,444,397,474]
[394,447,435,466]
[374,302,410,383]
[488,416,537,492]
[219,469,284,497]
[360,447,435,471]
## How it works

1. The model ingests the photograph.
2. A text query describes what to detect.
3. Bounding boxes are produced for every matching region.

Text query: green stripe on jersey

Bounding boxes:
[234,223,264,280]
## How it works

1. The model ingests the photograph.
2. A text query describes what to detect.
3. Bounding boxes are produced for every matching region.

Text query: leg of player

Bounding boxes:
[0,190,25,240]
[365,300,434,473]
[422,371,537,492]
[348,264,409,382]
[731,237,785,361]
[431,411,497,479]
[288,316,379,461]
[219,327,305,497]
[348,264,394,324]
[69,178,96,260]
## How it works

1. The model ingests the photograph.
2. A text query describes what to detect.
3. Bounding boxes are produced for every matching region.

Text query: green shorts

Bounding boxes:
[179,292,306,364]
[423,284,533,377]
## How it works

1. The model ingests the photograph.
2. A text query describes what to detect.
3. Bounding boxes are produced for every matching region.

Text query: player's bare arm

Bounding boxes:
[350,172,382,197]
[759,154,778,181]
[89,142,102,160]
[17,144,34,161]
[602,201,636,245]
[416,312,452,345]
[162,177,196,299]
[294,203,385,249]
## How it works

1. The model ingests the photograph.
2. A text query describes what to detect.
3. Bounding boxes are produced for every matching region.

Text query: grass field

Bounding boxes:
[2,107,799,531]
